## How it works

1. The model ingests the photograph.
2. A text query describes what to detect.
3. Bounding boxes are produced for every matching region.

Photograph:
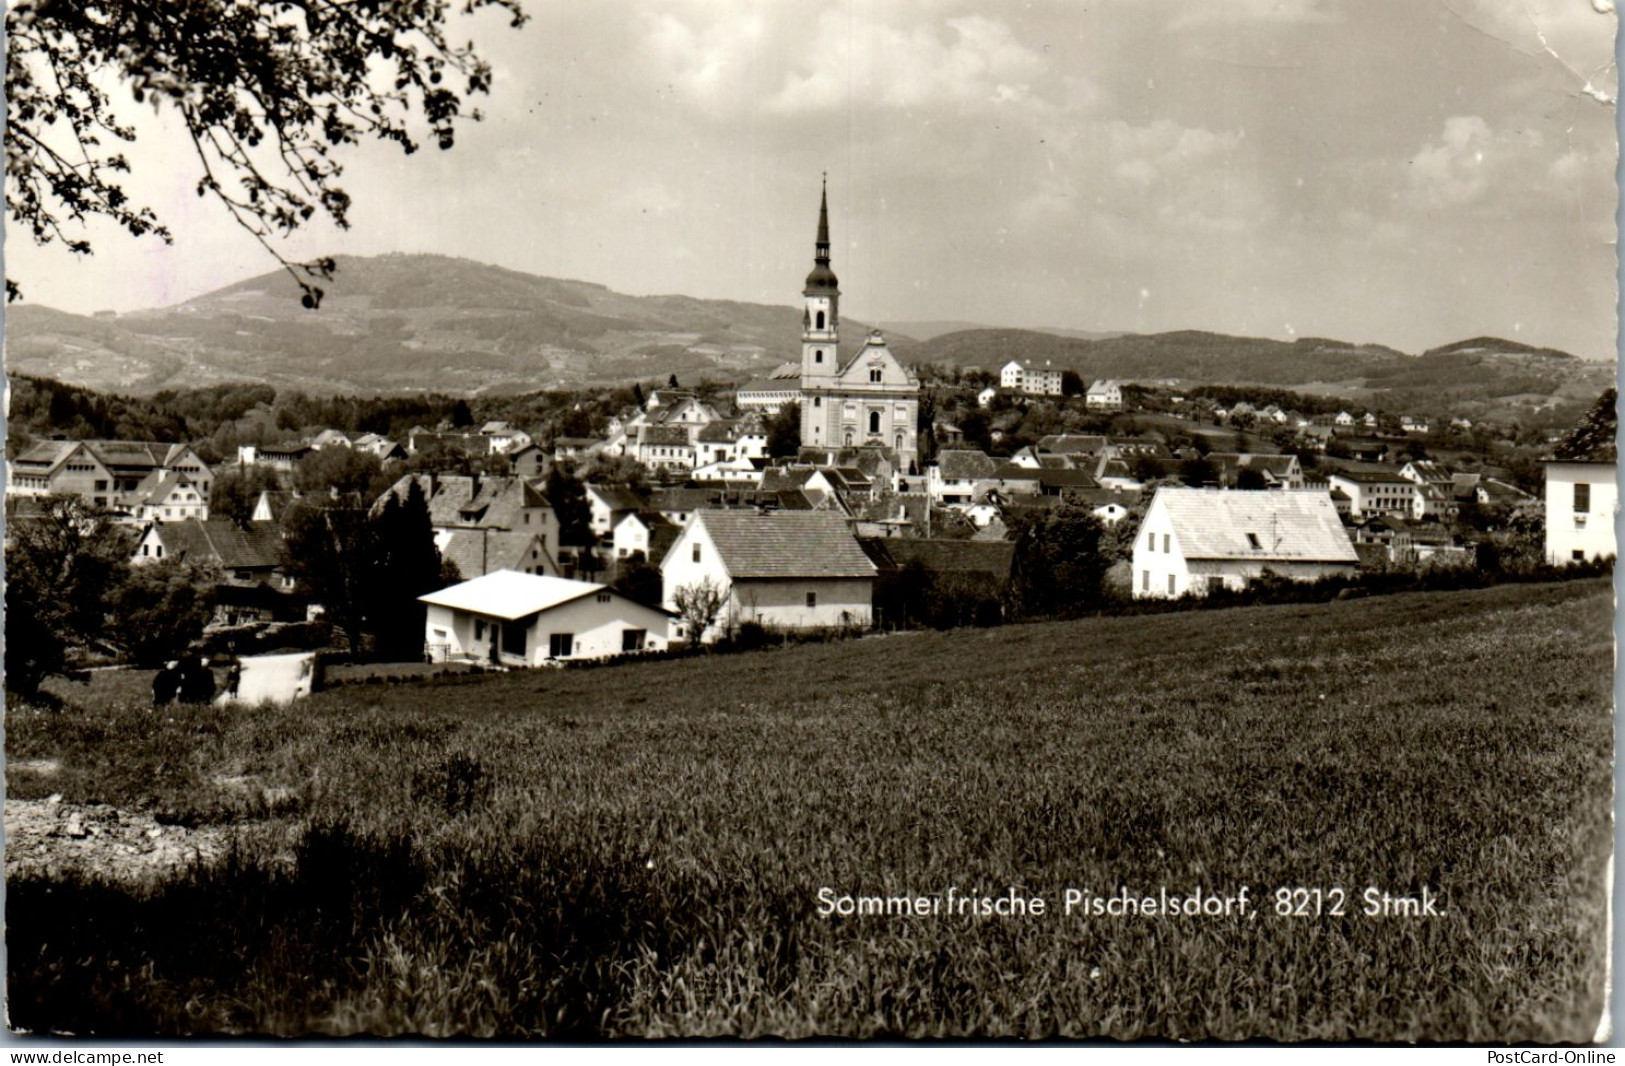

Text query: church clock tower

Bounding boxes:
[801,176,839,390]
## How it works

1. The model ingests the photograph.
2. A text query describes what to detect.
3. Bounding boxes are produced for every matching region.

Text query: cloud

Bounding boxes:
[1169,0,1341,30]
[769,11,1045,113]
[1403,115,1551,210]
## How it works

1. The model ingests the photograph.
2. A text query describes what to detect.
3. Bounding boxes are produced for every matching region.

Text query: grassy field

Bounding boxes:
[6,579,1613,1039]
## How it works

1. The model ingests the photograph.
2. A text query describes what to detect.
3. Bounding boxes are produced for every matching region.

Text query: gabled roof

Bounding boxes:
[860,537,1015,579]
[1151,488,1357,563]
[586,484,647,512]
[936,450,996,480]
[1548,389,1617,463]
[639,425,693,447]
[1035,434,1109,456]
[696,420,742,444]
[420,570,659,620]
[441,530,552,581]
[690,511,875,579]
[1207,453,1299,480]
[379,474,549,529]
[152,520,284,570]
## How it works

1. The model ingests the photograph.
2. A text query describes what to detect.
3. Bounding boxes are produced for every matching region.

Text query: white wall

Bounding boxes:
[425,596,670,665]
[730,578,873,631]
[1545,462,1617,564]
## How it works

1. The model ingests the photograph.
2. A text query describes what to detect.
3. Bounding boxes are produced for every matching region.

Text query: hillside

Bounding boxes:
[5,253,1611,412]
[4,254,912,396]
[911,328,1613,419]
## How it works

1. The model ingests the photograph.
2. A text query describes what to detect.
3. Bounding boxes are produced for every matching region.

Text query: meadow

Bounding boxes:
[6,579,1613,1040]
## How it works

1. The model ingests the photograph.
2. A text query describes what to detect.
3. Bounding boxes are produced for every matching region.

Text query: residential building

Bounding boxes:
[1326,470,1416,519]
[1132,488,1358,598]
[375,473,558,561]
[659,510,876,641]
[1544,391,1617,565]
[420,570,671,665]
[8,439,214,518]
[1086,380,1123,409]
[1000,359,1065,397]
[440,529,558,580]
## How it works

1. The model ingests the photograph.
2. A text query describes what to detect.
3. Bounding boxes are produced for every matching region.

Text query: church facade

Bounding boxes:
[797,182,921,474]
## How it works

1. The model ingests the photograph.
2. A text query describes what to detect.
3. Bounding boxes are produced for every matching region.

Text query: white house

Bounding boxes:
[419,570,671,666]
[1086,380,1123,409]
[1132,488,1358,598]
[659,510,875,641]
[977,386,998,408]
[1000,359,1065,397]
[1544,392,1617,565]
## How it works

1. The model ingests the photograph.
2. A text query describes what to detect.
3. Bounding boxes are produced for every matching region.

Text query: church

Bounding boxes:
[797,181,920,473]
[735,182,922,474]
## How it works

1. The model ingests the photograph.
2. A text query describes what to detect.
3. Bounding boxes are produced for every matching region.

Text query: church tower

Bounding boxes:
[801,176,839,390]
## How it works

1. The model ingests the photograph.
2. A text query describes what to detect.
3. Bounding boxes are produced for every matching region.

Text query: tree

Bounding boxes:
[766,402,802,458]
[1006,504,1110,621]
[5,495,136,696]
[611,557,664,609]
[109,558,218,668]
[293,446,382,497]
[366,479,444,660]
[1061,370,1084,397]
[6,0,526,305]
[281,497,375,652]
[1235,468,1268,491]
[545,464,594,549]
[449,399,475,428]
[672,578,726,645]
[209,463,281,525]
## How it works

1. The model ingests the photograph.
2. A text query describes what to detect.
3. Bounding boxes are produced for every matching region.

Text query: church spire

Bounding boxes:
[804,173,839,296]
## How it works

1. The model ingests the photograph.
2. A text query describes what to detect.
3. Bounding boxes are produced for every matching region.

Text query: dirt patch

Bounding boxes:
[5,797,246,884]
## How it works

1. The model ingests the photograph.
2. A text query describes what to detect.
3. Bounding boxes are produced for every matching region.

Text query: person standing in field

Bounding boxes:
[152,662,181,706]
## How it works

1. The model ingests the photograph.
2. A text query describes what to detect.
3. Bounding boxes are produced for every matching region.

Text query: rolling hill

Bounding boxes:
[3,254,1612,416]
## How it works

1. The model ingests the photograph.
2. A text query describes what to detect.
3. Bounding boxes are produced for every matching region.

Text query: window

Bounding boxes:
[503,623,527,658]
[869,411,881,434]
[1163,534,1170,553]
[549,632,574,658]
[1574,549,1586,562]
[597,592,612,603]
[815,349,824,364]
[1246,532,1262,550]
[870,368,882,383]
[95,480,107,491]
[1168,575,1176,596]
[475,619,487,640]
[814,396,821,408]
[1142,570,1150,592]
[816,311,825,330]
[235,570,253,581]
[806,591,818,608]
[692,543,702,563]
[622,628,647,652]
[1574,483,1591,514]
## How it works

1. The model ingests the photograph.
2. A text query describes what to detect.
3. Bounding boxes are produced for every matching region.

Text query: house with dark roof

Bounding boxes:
[8,439,213,516]
[612,511,681,564]
[928,450,997,506]
[860,537,1015,628]
[585,484,649,538]
[1206,453,1304,490]
[440,529,558,581]
[376,474,558,562]
[659,510,875,641]
[132,518,303,624]
[1545,389,1616,565]
[1132,487,1358,598]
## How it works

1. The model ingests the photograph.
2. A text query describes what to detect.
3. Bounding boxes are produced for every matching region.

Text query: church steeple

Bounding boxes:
[803,174,840,298]
[801,174,840,391]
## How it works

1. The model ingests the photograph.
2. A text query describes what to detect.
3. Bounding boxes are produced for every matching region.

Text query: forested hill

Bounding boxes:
[4,254,908,396]
[5,253,1611,413]
[909,328,1612,418]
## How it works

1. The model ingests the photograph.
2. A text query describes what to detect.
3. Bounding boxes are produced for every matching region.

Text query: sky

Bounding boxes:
[4,0,1620,360]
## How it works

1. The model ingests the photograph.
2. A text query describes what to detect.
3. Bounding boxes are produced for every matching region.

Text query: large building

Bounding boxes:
[796,181,921,473]
[1545,390,1617,565]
